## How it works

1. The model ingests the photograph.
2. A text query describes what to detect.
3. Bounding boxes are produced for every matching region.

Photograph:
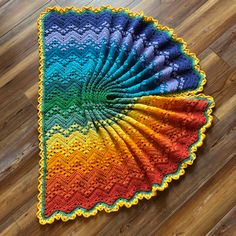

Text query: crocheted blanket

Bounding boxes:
[37,6,214,224]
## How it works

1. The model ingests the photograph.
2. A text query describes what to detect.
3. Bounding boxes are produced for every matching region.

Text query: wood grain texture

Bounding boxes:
[206,206,236,236]
[0,0,236,235]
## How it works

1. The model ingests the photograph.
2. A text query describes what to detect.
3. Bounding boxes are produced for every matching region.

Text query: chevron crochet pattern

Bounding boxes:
[37,6,214,224]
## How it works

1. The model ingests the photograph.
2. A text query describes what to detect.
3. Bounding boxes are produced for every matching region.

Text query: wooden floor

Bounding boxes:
[0,0,236,235]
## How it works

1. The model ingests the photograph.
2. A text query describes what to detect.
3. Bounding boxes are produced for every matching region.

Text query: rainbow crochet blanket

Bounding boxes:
[37,6,214,224]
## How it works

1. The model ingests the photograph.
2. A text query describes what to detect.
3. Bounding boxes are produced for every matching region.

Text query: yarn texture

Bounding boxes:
[37,6,214,224]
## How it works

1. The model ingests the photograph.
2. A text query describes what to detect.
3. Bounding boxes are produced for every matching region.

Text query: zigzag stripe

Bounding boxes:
[45,114,196,163]
[44,114,87,130]
[43,99,129,114]
[45,29,110,45]
[46,167,149,195]
[45,176,162,213]
[45,47,100,60]
[44,82,83,97]
[46,142,168,175]
[43,106,130,131]
[45,22,110,35]
[44,62,95,79]
[44,11,114,29]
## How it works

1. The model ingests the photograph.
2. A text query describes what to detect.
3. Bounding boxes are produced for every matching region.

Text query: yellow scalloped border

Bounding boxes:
[37,5,214,224]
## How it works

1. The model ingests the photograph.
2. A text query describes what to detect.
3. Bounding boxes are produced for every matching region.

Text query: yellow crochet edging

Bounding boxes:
[37,5,214,225]
[37,8,45,225]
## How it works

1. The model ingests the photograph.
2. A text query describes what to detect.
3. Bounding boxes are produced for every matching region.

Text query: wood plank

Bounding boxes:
[55,0,93,7]
[0,164,38,223]
[24,83,39,108]
[0,20,37,75]
[0,94,35,141]
[0,221,20,236]
[0,0,51,37]
[57,0,141,8]
[206,206,236,236]
[0,58,39,112]
[0,50,38,89]
[0,114,38,182]
[90,0,142,8]
[175,0,236,54]
[0,1,58,83]
[210,24,236,67]
[0,0,12,9]
[153,158,236,236]
[132,0,207,28]
[199,49,236,106]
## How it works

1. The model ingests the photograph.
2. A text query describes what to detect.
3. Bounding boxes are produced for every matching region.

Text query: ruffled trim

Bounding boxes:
[37,5,214,224]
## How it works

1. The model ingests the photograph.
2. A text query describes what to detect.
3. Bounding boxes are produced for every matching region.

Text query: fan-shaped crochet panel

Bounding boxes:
[37,6,214,224]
